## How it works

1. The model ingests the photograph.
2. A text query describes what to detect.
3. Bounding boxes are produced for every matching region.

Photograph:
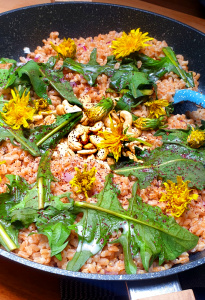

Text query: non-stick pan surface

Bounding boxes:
[0,2,205,281]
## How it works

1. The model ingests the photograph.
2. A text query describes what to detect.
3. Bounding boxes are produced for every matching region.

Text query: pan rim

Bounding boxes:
[1,247,205,280]
[0,1,205,280]
[0,1,204,36]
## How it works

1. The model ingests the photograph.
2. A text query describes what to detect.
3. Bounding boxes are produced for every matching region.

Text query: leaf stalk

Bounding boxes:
[38,177,44,209]
[73,201,162,232]
[0,224,17,251]
[36,120,69,146]
[8,128,39,157]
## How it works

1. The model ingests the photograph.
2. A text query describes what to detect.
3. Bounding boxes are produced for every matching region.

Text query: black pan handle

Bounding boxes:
[126,274,182,299]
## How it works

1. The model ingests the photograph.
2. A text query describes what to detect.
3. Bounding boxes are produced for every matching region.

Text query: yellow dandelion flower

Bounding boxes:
[34,98,49,112]
[187,128,205,148]
[111,28,153,59]
[97,116,128,162]
[159,176,198,217]
[134,116,166,130]
[69,164,96,198]
[1,89,35,130]
[85,97,114,124]
[144,99,169,119]
[50,37,76,59]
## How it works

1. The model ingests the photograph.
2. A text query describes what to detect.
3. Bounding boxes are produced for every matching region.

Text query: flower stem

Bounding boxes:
[0,224,18,251]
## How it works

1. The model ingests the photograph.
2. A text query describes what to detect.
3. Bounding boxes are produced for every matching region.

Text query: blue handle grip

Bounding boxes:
[173,90,205,108]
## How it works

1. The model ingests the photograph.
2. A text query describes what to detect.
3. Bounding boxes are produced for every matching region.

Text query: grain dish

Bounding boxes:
[0,30,205,275]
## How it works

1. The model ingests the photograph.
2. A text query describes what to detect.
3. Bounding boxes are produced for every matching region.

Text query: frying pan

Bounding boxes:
[0,2,205,298]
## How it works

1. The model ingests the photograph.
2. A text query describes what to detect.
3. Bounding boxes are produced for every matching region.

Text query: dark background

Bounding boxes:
[143,0,205,18]
[0,1,204,300]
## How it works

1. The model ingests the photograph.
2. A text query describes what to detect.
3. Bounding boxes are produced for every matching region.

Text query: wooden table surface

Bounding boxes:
[0,1,204,300]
